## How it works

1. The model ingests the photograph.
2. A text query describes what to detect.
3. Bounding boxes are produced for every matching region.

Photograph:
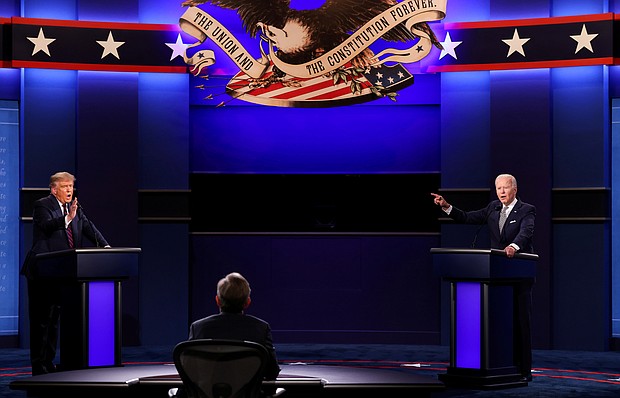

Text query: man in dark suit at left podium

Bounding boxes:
[21,171,109,375]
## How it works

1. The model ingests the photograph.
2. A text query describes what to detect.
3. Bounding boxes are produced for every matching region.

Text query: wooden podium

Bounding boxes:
[431,248,537,389]
[32,248,140,371]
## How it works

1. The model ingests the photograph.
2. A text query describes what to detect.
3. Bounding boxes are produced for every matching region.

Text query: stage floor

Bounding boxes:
[9,363,445,397]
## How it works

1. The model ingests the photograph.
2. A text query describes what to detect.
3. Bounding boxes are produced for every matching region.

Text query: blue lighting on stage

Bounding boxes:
[21,0,76,20]
[455,282,481,369]
[88,282,115,367]
[552,2,608,16]
[190,104,440,174]
[289,0,327,10]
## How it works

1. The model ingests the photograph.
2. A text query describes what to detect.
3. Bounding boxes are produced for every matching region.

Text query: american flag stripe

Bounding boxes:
[227,66,373,102]
[222,63,411,107]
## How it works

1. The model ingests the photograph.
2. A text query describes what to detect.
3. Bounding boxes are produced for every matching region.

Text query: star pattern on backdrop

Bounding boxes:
[502,29,530,57]
[570,24,598,54]
[97,31,125,60]
[4,13,617,75]
[428,14,613,73]
[26,28,56,56]
[439,32,462,60]
[166,34,189,61]
[364,64,412,90]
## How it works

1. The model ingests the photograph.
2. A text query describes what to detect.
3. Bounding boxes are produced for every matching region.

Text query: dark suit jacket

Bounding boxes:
[448,199,536,253]
[188,312,281,380]
[21,194,109,278]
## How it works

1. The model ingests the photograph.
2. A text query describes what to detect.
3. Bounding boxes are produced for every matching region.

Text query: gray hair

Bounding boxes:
[495,174,517,188]
[217,272,251,313]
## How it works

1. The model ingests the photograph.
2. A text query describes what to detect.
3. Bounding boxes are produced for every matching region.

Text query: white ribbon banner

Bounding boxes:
[180,0,447,78]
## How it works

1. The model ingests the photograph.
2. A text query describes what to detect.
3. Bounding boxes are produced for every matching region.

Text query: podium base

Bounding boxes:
[439,368,528,390]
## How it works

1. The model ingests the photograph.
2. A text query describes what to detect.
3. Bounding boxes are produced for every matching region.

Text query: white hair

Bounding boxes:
[495,174,517,188]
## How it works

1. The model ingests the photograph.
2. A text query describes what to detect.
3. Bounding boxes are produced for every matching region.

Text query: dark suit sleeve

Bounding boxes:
[448,202,496,225]
[262,325,281,380]
[32,199,66,235]
[512,204,535,251]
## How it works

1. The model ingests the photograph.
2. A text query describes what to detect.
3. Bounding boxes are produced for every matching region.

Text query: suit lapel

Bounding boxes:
[501,201,522,237]
[48,195,64,219]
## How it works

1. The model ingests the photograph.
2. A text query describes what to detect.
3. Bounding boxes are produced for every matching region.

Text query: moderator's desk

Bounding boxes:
[10,363,445,397]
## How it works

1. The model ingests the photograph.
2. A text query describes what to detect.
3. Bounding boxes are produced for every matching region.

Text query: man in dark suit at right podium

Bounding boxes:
[431,173,536,382]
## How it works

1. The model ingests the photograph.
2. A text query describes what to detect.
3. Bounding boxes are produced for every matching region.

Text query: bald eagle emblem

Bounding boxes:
[179,0,447,107]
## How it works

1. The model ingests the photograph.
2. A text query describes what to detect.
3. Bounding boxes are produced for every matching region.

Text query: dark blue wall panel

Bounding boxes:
[190,234,441,344]
[138,73,189,189]
[76,70,141,345]
[190,105,440,174]
[443,0,490,23]
[76,71,139,247]
[0,0,19,15]
[0,70,20,102]
[22,0,76,19]
[139,224,189,345]
[489,68,553,348]
[78,0,138,22]
[552,66,609,188]
[137,72,190,344]
[440,71,491,188]
[553,224,610,350]
[22,69,77,185]
[491,0,550,19]
[551,65,611,349]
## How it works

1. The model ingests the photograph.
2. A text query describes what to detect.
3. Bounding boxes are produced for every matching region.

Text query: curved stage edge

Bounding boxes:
[10,363,445,397]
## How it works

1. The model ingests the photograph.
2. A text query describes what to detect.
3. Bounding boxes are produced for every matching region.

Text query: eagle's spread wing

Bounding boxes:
[317,0,440,46]
[183,0,291,37]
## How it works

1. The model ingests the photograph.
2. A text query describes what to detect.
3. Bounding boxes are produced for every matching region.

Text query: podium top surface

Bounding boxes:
[431,248,537,280]
[33,247,141,280]
[35,247,141,260]
[430,248,538,261]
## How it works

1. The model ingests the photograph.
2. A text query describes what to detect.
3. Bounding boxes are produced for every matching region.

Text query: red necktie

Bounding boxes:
[64,204,74,248]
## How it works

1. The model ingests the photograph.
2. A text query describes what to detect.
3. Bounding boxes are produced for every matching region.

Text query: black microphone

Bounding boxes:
[471,204,501,248]
[76,201,100,248]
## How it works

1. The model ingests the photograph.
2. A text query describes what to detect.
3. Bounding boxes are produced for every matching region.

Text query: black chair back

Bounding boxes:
[173,339,268,398]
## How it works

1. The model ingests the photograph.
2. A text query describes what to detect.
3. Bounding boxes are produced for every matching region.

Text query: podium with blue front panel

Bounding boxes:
[33,248,140,371]
[431,248,537,389]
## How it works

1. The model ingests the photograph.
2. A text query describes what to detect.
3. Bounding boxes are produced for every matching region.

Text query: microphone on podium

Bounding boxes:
[75,200,100,248]
[470,204,501,248]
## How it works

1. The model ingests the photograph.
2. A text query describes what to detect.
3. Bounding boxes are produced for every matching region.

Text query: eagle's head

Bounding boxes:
[258,18,313,56]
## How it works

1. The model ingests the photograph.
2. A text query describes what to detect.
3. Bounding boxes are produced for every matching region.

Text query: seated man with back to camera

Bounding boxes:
[187,272,280,390]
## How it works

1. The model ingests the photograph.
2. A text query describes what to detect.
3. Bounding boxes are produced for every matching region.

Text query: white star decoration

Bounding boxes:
[439,32,462,60]
[166,33,189,61]
[502,29,530,57]
[570,24,598,54]
[27,28,56,56]
[97,31,125,60]
[17,20,608,72]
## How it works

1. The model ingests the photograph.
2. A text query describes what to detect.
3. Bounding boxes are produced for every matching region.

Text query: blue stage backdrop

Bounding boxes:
[4,0,620,349]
